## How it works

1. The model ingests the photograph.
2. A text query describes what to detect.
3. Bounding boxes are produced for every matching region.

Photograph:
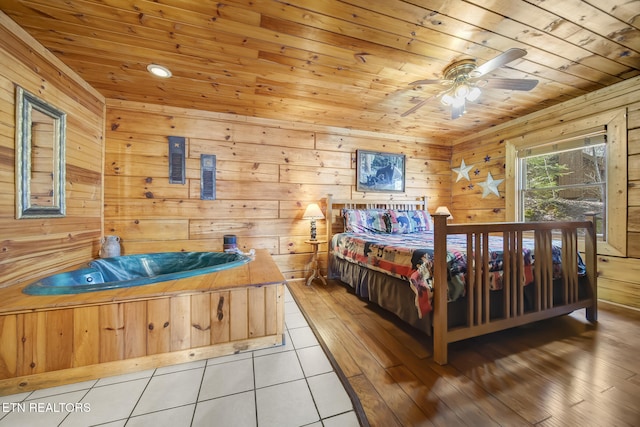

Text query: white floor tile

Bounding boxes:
[285,311,308,329]
[154,359,206,375]
[192,390,256,427]
[125,404,195,427]
[284,285,294,302]
[254,351,304,388]
[256,379,319,427]
[285,300,301,315]
[198,358,254,401]
[289,325,319,349]
[94,368,155,387]
[27,380,96,401]
[94,421,126,427]
[297,345,333,377]
[0,390,32,405]
[206,349,252,365]
[307,372,354,419]
[60,378,149,426]
[132,368,204,416]
[322,410,361,427]
[0,390,87,427]
[253,329,294,356]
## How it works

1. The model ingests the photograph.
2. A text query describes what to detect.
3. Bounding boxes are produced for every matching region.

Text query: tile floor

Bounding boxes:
[0,286,360,427]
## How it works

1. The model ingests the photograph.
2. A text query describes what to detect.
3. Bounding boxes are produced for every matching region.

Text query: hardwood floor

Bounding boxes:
[288,279,640,427]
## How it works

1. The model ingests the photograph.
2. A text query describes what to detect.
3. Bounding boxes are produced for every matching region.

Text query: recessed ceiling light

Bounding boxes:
[147,64,172,78]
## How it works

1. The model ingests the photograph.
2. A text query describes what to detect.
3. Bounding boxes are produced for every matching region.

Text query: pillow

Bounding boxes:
[387,209,433,233]
[343,209,389,233]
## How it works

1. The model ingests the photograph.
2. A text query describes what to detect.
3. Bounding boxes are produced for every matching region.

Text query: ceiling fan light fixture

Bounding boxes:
[450,96,466,108]
[454,83,469,98]
[147,64,172,78]
[467,86,482,102]
[441,93,455,106]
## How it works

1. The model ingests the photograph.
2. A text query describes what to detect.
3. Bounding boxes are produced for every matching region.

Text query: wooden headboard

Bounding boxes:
[325,194,428,243]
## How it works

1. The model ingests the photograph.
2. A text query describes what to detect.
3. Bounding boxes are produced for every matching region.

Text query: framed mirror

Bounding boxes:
[15,87,66,218]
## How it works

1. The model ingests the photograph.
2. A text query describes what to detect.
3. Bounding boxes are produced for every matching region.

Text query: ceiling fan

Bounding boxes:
[402,48,538,120]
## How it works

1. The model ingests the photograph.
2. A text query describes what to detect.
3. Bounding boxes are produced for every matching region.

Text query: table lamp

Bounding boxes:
[302,203,324,240]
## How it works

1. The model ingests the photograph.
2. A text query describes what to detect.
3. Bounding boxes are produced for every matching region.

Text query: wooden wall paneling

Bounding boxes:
[99,304,125,363]
[629,154,640,181]
[628,129,640,155]
[151,134,318,165]
[598,277,640,308]
[170,295,192,351]
[628,207,640,232]
[45,309,74,372]
[103,173,190,200]
[104,219,190,243]
[248,287,266,338]
[0,15,105,289]
[190,293,212,348]
[314,133,449,160]
[123,301,147,359]
[146,298,171,355]
[17,312,46,377]
[210,291,231,344]
[279,165,353,185]
[264,285,278,336]
[104,100,451,279]
[628,233,640,258]
[230,288,249,341]
[72,306,100,368]
[186,201,279,223]
[0,314,17,379]
[452,78,640,308]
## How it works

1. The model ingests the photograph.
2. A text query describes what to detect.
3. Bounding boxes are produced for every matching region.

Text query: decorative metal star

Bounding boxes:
[468,183,474,190]
[474,168,480,175]
[478,172,504,198]
[452,159,474,182]
[484,155,491,162]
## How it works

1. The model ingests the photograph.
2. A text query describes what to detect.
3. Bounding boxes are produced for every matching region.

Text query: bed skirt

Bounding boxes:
[330,256,433,334]
[330,256,589,338]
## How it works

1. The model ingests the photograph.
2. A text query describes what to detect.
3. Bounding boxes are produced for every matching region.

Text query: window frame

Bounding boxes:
[506,109,627,257]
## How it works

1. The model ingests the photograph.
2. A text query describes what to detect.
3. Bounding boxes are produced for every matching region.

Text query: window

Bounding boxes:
[518,131,607,236]
[506,109,627,257]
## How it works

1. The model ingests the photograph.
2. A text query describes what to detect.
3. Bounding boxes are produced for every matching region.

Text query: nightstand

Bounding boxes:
[305,239,327,286]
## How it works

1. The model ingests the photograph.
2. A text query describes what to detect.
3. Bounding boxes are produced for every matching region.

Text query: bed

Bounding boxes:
[325,195,597,365]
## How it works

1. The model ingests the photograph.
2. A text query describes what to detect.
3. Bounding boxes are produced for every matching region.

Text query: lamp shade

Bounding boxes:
[302,203,324,219]
[435,206,453,220]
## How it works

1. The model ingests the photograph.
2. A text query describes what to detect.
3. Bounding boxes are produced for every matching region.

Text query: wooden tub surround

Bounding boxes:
[0,249,285,396]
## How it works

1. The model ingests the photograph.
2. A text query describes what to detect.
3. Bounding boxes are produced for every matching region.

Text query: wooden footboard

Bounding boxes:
[431,215,597,364]
[326,195,598,365]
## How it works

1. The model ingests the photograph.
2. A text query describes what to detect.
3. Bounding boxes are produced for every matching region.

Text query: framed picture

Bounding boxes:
[356,150,406,192]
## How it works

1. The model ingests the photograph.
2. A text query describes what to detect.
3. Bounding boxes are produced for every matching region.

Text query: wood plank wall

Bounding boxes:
[0,14,105,289]
[451,76,640,309]
[103,100,451,279]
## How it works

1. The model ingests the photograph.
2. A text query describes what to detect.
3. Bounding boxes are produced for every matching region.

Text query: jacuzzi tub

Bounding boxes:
[23,251,252,295]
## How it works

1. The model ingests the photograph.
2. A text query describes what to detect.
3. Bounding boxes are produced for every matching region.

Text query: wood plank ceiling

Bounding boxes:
[2,0,639,141]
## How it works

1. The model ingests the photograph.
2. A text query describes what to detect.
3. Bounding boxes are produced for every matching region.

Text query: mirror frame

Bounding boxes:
[15,86,67,219]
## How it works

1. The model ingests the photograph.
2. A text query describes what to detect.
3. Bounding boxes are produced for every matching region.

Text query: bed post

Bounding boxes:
[326,194,334,279]
[432,212,449,365]
[584,215,598,322]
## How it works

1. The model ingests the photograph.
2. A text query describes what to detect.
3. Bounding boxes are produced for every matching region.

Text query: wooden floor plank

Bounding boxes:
[287,280,640,427]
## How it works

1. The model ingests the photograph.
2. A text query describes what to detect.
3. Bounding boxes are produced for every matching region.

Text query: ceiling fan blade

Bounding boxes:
[409,78,446,86]
[401,96,434,117]
[451,103,465,120]
[481,78,538,91]
[472,48,528,77]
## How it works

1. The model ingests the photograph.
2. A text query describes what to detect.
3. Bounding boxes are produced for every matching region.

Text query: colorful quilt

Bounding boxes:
[331,232,584,318]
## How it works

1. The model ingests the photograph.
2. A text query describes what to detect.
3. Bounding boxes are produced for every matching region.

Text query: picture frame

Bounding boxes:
[356,150,406,193]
